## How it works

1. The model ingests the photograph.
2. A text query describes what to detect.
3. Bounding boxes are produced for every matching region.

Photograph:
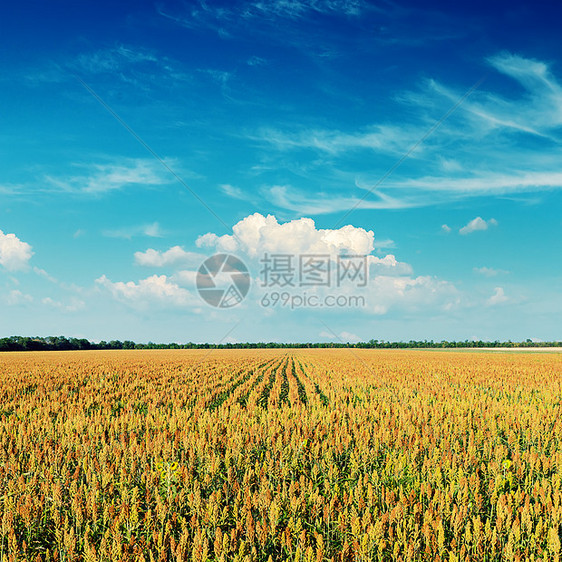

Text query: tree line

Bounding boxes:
[0,335,559,352]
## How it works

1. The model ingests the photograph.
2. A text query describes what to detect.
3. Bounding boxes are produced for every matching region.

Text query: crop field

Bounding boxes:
[1,349,562,561]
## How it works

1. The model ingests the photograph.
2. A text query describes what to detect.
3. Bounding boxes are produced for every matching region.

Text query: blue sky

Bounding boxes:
[1,0,561,343]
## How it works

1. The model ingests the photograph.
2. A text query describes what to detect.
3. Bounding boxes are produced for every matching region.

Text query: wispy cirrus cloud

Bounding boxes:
[44,158,176,195]
[219,184,249,200]
[264,184,414,215]
[103,222,165,240]
[25,44,190,89]
[372,171,562,196]
[158,0,367,32]
[0,183,24,195]
[254,124,427,157]
[223,169,562,215]
[73,45,158,74]
[244,52,562,214]
[246,0,366,19]
[474,266,509,277]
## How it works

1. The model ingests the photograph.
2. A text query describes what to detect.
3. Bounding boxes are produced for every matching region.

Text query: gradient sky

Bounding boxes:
[1,0,561,343]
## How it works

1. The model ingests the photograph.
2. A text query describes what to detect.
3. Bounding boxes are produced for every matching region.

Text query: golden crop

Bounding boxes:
[0,348,562,561]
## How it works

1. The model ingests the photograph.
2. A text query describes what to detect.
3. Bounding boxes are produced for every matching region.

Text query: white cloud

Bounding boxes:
[158,0,365,36]
[0,184,23,195]
[246,53,562,213]
[45,159,174,195]
[373,238,395,249]
[74,45,158,74]
[380,172,562,197]
[438,157,463,172]
[194,213,455,316]
[306,270,460,316]
[0,230,33,271]
[250,0,365,18]
[459,217,497,235]
[256,124,423,156]
[473,266,508,277]
[487,287,508,306]
[485,52,562,131]
[171,270,198,286]
[143,223,163,237]
[135,246,205,268]
[247,56,266,66]
[33,267,58,283]
[267,170,562,213]
[96,274,196,308]
[104,222,165,239]
[5,290,33,305]
[372,303,387,315]
[220,184,247,200]
[339,330,361,343]
[196,212,375,258]
[369,254,412,275]
[369,274,460,314]
[267,184,417,214]
[42,297,85,312]
[441,224,451,233]
[319,330,361,343]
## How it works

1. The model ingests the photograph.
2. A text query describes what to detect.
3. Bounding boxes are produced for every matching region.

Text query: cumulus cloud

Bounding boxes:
[134,246,205,268]
[124,213,460,318]
[96,274,196,308]
[196,213,375,258]
[369,254,413,275]
[171,270,198,286]
[193,213,457,316]
[487,286,508,306]
[441,224,451,233]
[459,217,498,235]
[0,230,33,271]
[368,275,460,315]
